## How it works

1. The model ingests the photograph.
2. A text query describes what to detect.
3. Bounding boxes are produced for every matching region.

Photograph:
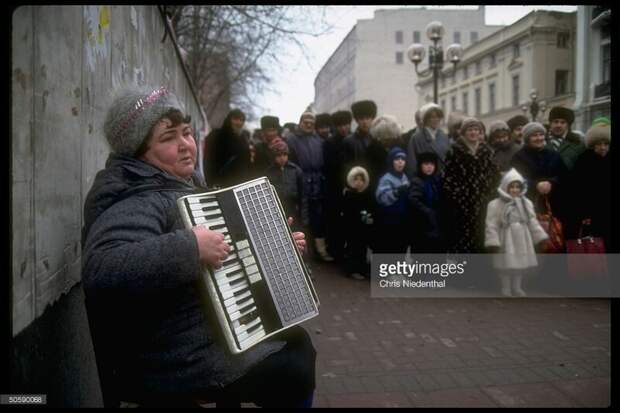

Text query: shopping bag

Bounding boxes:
[536,195,565,253]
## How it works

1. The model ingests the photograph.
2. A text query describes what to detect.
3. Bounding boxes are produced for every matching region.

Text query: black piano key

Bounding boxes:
[211,223,228,231]
[233,286,250,297]
[201,205,220,211]
[229,276,247,287]
[236,294,253,306]
[246,322,262,335]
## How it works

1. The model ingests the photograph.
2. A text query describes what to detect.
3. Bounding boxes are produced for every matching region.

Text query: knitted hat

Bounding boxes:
[331,110,353,127]
[459,117,484,137]
[315,113,332,129]
[585,124,611,148]
[103,86,186,157]
[270,140,289,156]
[261,115,280,130]
[346,166,369,192]
[521,122,546,143]
[387,146,407,166]
[506,115,529,131]
[592,116,611,127]
[351,100,377,119]
[548,106,575,125]
[420,102,444,125]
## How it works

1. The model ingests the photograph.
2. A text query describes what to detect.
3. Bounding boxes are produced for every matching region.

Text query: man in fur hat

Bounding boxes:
[545,106,585,171]
[506,114,529,148]
[315,113,332,140]
[252,115,284,178]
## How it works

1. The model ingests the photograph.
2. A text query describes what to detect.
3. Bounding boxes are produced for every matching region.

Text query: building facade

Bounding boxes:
[574,6,611,133]
[417,10,577,128]
[314,7,502,130]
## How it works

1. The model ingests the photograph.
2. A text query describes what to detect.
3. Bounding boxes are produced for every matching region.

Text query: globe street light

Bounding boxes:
[521,88,547,122]
[408,21,463,104]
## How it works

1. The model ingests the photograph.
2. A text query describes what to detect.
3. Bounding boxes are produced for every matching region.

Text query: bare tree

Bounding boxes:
[166,6,332,125]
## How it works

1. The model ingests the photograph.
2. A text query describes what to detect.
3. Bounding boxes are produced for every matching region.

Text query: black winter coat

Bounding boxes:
[342,129,388,193]
[82,154,284,399]
[266,161,305,228]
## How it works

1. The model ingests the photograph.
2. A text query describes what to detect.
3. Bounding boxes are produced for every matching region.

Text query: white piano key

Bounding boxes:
[191,208,222,218]
[236,320,264,342]
[225,297,255,315]
[235,240,250,250]
[242,256,256,267]
[237,248,253,259]
[189,200,219,210]
[217,273,246,291]
[214,264,243,281]
[229,304,256,322]
[239,326,266,349]
[245,264,259,274]
[187,196,216,204]
[223,289,252,308]
[220,281,250,301]
[234,316,262,337]
[196,217,226,228]
[248,273,262,284]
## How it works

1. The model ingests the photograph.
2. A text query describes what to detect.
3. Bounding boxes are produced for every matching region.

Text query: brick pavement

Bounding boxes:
[302,259,611,408]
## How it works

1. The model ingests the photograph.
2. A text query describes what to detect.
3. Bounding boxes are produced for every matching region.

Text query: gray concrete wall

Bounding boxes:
[11,5,208,406]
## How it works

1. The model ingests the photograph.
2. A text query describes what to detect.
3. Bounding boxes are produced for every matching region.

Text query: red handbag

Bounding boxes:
[566,223,608,281]
[536,195,565,253]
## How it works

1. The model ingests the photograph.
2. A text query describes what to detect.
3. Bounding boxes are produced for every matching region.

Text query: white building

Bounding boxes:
[417,10,577,127]
[574,6,611,133]
[313,7,502,130]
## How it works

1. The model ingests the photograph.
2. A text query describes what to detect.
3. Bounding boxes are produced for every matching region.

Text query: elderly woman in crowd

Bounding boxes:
[81,86,315,407]
[442,117,500,254]
[406,102,451,177]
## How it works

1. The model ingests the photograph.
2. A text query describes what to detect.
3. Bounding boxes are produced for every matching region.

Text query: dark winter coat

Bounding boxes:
[490,141,520,173]
[545,130,586,171]
[81,154,285,399]
[342,129,388,193]
[406,127,451,178]
[442,138,500,253]
[203,113,252,188]
[287,130,326,201]
[323,132,347,200]
[409,172,444,250]
[266,161,305,228]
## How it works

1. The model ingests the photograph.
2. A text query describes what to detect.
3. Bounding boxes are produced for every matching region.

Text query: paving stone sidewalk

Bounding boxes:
[303,260,611,408]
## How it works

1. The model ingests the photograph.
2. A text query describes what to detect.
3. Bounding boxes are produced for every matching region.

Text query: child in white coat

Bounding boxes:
[485,168,549,297]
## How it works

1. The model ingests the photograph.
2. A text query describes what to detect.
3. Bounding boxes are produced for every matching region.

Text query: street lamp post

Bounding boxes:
[407,21,463,104]
[521,88,547,122]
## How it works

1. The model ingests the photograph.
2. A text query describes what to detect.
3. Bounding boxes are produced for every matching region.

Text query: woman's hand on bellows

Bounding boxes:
[192,226,230,268]
[288,217,306,254]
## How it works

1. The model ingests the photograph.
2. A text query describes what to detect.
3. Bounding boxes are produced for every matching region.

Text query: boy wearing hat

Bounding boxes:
[545,106,586,171]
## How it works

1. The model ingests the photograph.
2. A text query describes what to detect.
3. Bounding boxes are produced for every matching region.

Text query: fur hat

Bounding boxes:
[370,115,402,145]
[351,100,377,119]
[315,113,332,129]
[331,110,352,127]
[346,166,369,192]
[521,122,546,143]
[261,115,280,130]
[506,115,529,131]
[548,106,575,125]
[270,140,289,156]
[586,124,611,148]
[418,152,439,166]
[420,103,444,126]
[103,86,186,157]
[488,120,510,142]
[459,117,484,137]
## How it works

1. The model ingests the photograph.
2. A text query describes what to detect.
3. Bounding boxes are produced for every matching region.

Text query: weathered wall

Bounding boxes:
[11,5,208,406]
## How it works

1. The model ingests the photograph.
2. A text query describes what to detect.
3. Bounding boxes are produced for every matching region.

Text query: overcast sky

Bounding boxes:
[249,5,578,129]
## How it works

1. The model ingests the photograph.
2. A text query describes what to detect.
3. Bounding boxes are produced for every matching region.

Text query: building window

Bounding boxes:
[557,32,570,49]
[463,65,469,80]
[451,95,457,112]
[470,31,479,44]
[489,53,496,68]
[602,42,610,83]
[513,42,520,59]
[555,70,569,95]
[413,30,421,43]
[512,75,520,107]
[489,83,496,113]
[396,52,404,64]
[454,31,461,44]
[475,61,481,75]
[475,88,481,116]
[462,91,469,115]
[396,30,403,44]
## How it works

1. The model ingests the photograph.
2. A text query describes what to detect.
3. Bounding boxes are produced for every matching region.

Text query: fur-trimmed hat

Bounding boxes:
[459,117,484,137]
[420,103,444,125]
[351,100,377,119]
[103,85,186,157]
[586,124,611,148]
[522,122,546,143]
[548,106,575,125]
[506,115,529,131]
[270,140,289,156]
[488,120,510,139]
[315,113,332,129]
[261,115,280,130]
[346,166,369,192]
[331,110,352,127]
[370,115,402,145]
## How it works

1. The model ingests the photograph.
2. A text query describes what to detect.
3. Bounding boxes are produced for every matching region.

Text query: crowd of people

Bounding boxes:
[203,100,612,293]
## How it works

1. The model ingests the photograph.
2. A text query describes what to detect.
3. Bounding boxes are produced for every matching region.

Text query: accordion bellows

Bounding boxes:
[177,177,320,354]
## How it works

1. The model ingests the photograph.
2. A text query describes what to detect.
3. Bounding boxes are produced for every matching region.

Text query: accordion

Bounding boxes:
[177,177,319,354]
